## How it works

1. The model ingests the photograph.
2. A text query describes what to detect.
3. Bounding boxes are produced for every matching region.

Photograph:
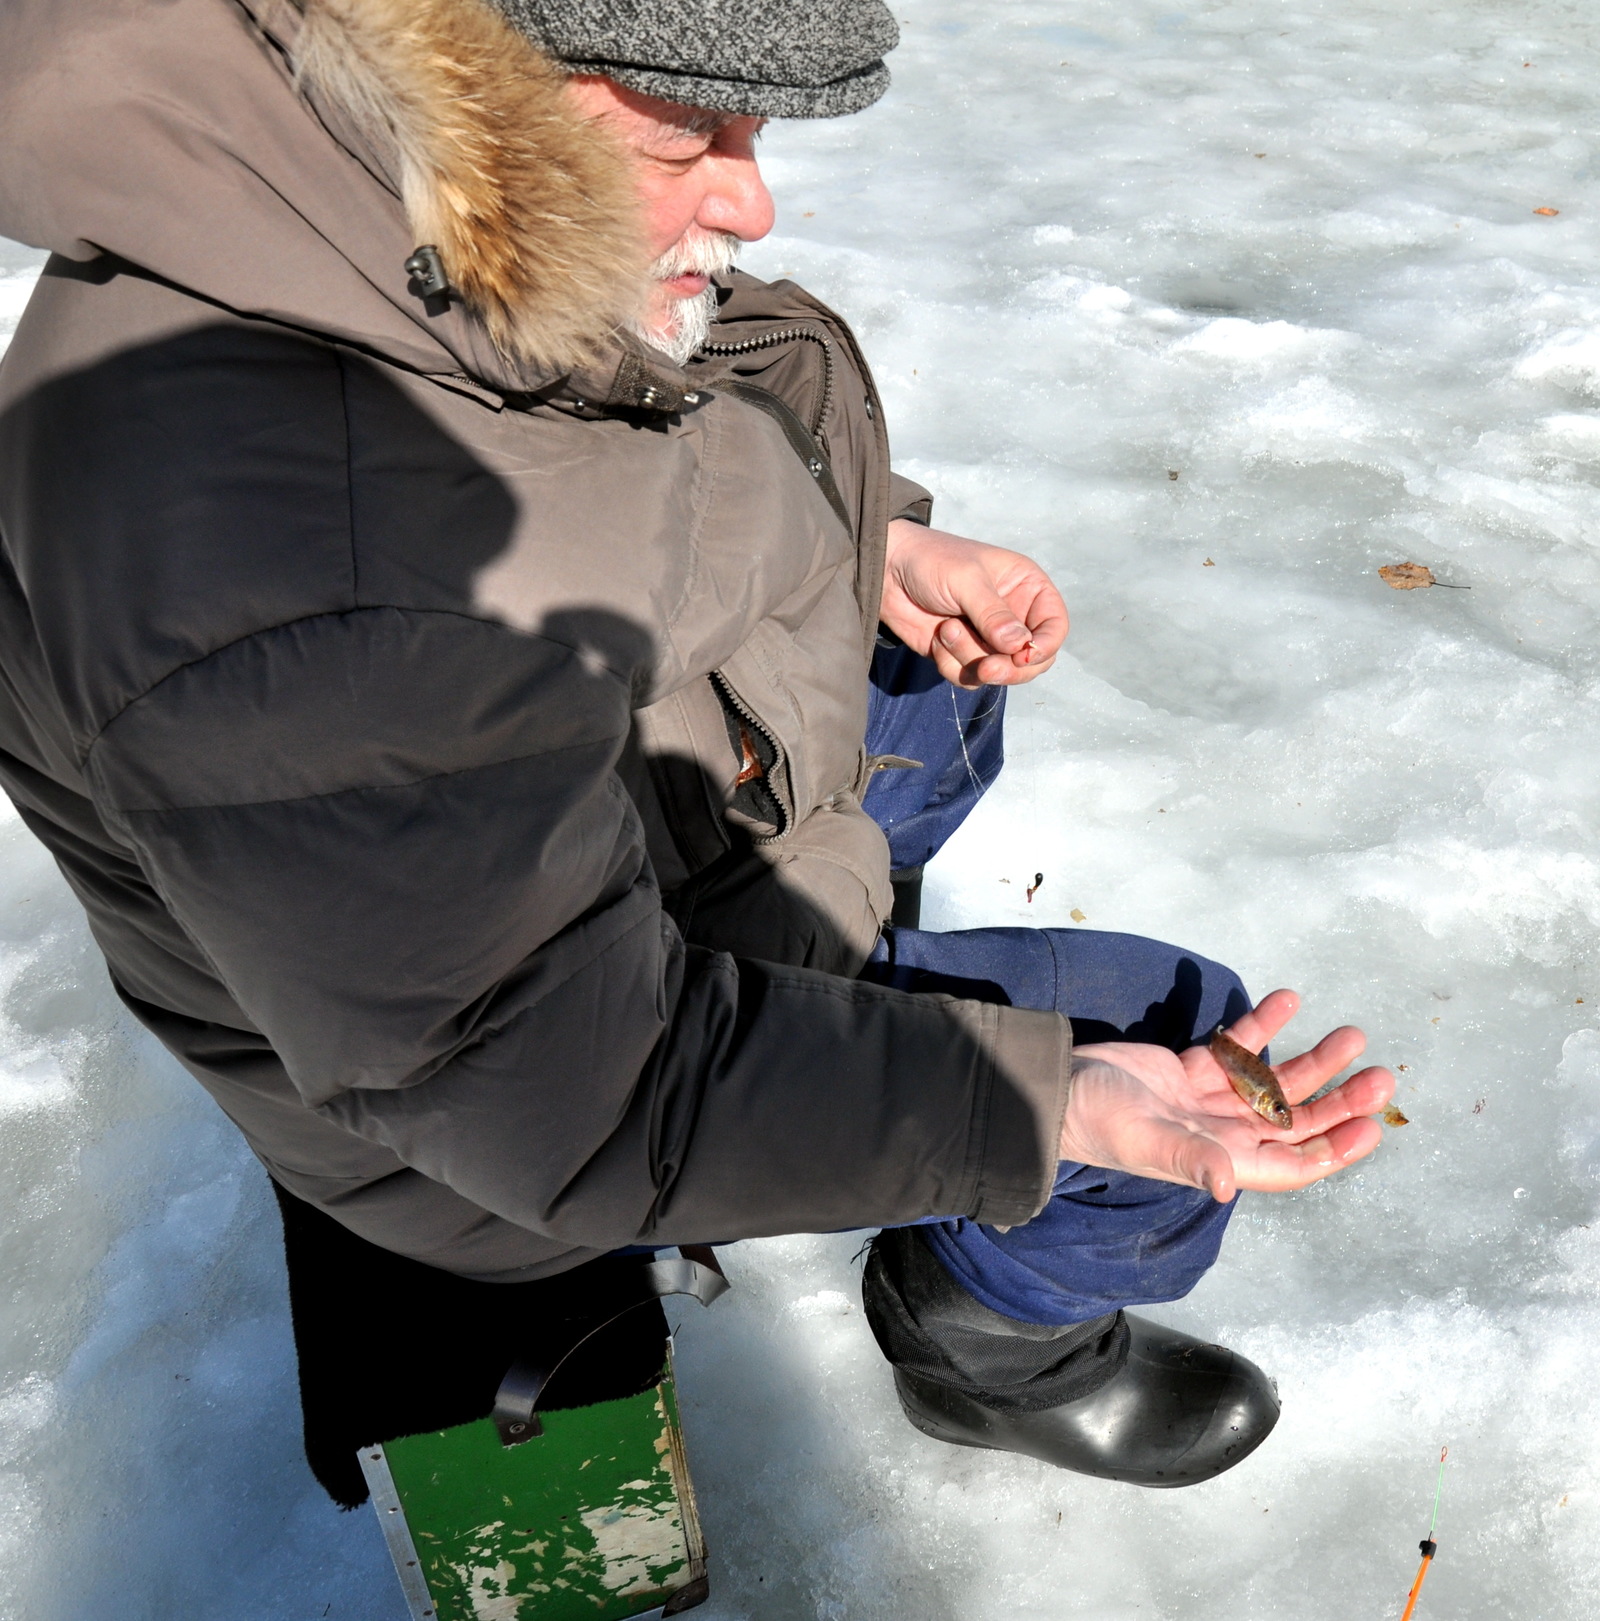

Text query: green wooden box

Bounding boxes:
[361,1362,708,1621]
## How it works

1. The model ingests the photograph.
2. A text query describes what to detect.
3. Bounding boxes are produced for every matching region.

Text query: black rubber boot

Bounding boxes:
[863,1228,1279,1488]
[892,1315,1279,1487]
[863,1226,1130,1411]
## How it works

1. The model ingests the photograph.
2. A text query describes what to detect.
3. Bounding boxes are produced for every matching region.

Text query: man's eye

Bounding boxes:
[652,139,713,165]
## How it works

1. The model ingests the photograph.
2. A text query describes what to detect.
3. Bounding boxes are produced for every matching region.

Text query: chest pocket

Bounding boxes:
[717,380,853,538]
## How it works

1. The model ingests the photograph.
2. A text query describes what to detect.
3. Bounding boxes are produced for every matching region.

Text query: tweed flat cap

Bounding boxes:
[489,0,900,118]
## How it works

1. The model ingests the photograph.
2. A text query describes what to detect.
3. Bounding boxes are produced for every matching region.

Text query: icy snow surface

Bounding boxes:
[5,2,1600,1617]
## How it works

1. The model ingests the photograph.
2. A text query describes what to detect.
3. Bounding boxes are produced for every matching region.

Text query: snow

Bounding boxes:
[5,1,1600,1616]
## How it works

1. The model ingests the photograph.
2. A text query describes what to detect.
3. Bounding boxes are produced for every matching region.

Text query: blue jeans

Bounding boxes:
[859,644,1245,1327]
[861,638,1007,871]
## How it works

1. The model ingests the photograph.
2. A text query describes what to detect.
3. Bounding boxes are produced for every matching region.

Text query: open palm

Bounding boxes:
[1061,990,1393,1203]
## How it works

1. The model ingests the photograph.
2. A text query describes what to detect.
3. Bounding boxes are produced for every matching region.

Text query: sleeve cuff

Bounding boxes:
[888,471,934,527]
[964,1003,1074,1227]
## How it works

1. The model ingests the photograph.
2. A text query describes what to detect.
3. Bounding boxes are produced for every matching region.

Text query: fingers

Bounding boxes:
[1220,995,1374,1108]
[1184,1137,1237,1204]
[933,618,1058,687]
[1280,1065,1394,1138]
[942,573,1032,657]
[1214,991,1373,1117]
[1062,1046,1385,1203]
[1235,1115,1383,1192]
[1273,1024,1369,1105]
[1103,1124,1239,1204]
[931,566,1069,683]
[1014,584,1069,664]
[1111,1117,1238,1203]
[1222,988,1300,1054]
[882,527,1072,685]
[934,615,1006,671]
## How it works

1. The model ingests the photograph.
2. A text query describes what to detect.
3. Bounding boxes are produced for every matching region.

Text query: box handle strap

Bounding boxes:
[492,1247,728,1447]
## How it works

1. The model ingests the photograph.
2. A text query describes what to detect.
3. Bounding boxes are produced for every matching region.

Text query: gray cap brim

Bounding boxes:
[562,56,890,119]
[492,0,898,119]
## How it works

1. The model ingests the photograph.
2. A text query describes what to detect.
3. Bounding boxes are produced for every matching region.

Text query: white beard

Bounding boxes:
[639,283,720,366]
[632,229,741,366]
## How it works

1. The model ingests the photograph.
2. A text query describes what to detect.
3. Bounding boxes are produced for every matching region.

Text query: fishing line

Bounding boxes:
[1398,1447,1447,1621]
[949,683,1002,801]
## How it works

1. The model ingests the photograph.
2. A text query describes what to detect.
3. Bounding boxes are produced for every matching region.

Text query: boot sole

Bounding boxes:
[898,1387,1253,1486]
[901,1392,1215,1486]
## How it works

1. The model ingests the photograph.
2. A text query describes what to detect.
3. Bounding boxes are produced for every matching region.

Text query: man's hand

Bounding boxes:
[881,519,1069,688]
[1059,990,1394,1203]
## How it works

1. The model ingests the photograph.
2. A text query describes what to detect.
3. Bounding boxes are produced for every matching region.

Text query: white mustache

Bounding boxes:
[649,230,743,282]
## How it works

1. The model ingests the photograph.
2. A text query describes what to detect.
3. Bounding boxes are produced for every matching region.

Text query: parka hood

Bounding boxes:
[0,0,656,395]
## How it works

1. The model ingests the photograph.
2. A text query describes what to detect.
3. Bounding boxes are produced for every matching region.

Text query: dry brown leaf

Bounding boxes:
[1069,907,1087,923]
[1382,1105,1410,1127]
[1380,562,1435,589]
[1534,206,1560,216]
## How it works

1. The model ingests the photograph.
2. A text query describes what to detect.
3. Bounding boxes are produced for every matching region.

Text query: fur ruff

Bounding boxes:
[295,0,648,371]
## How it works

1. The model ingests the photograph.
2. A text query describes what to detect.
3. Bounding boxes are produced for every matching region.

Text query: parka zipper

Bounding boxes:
[708,670,792,839]
[701,303,889,658]
[697,326,836,441]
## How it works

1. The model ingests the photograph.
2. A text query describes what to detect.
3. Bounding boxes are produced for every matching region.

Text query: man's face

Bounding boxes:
[564,75,776,360]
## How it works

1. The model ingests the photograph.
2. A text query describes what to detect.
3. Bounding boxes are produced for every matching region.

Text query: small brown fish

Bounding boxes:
[1209,1028,1293,1130]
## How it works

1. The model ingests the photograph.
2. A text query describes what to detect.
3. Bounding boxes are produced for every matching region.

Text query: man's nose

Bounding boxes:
[697,155,776,243]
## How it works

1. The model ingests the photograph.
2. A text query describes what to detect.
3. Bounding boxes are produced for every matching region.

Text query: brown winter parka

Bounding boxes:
[0,0,1072,1279]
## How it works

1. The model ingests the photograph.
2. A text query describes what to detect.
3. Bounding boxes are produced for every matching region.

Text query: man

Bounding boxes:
[0,0,1391,1520]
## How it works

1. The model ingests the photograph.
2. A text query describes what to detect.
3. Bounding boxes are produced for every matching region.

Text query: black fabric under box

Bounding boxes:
[272,1182,669,1509]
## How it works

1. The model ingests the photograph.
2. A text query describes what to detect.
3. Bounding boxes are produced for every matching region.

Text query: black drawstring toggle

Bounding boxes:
[404,245,450,300]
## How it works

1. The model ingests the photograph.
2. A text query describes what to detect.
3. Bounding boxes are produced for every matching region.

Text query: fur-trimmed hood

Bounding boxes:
[0,0,655,391]
[291,0,648,369]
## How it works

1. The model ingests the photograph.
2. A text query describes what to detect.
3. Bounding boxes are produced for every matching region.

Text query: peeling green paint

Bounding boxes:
[378,1373,704,1621]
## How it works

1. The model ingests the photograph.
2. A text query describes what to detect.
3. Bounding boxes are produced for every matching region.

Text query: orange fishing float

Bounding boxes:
[1399,1447,1448,1621]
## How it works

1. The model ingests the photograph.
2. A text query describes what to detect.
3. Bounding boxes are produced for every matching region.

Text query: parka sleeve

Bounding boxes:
[888,470,934,526]
[86,603,1071,1250]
